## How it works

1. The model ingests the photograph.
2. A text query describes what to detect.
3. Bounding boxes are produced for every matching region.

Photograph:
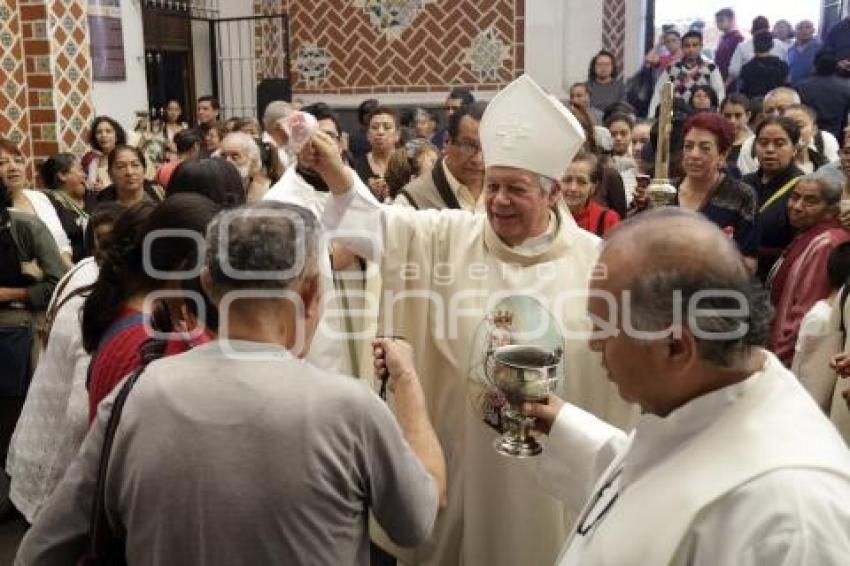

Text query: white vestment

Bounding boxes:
[6,258,98,521]
[539,350,850,565]
[324,178,638,566]
[264,167,379,380]
[792,286,850,444]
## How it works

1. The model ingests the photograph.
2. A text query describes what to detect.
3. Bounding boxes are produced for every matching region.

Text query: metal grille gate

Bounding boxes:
[141,1,290,123]
[211,14,291,120]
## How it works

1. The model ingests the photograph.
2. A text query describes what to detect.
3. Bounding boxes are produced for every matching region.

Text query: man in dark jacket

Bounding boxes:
[797,49,850,142]
[395,102,487,211]
[739,31,789,98]
[714,8,744,81]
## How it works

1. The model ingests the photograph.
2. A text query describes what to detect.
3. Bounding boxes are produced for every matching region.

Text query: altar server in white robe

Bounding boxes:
[298,74,639,566]
[526,207,850,565]
[263,108,379,380]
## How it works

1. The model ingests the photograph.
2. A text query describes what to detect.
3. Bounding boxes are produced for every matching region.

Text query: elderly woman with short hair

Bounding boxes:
[769,175,850,366]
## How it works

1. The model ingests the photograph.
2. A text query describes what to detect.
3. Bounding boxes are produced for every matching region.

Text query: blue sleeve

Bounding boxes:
[734,214,761,258]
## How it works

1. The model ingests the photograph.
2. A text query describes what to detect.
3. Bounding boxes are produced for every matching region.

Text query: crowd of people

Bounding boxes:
[1,7,850,566]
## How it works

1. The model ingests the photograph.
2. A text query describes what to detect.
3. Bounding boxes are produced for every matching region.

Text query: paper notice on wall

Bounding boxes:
[88,0,126,81]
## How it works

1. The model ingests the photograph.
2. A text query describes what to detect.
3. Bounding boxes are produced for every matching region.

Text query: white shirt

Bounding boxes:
[6,258,98,522]
[12,189,72,256]
[539,352,850,565]
[441,159,484,213]
[728,38,789,78]
[736,130,840,176]
[263,166,378,379]
[793,299,834,361]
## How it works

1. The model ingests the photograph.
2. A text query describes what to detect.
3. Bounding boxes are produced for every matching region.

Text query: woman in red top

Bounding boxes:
[81,194,222,420]
[562,151,621,237]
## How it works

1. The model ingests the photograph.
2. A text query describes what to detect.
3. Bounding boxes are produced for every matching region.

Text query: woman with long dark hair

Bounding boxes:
[586,50,626,115]
[82,116,127,192]
[742,116,805,279]
[167,157,246,208]
[81,194,221,420]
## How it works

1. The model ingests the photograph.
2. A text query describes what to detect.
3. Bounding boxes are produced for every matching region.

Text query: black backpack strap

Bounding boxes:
[397,188,420,210]
[431,158,462,210]
[41,262,93,347]
[85,364,143,565]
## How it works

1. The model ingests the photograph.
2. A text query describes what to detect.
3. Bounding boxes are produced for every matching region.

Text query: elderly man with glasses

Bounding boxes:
[395,101,487,211]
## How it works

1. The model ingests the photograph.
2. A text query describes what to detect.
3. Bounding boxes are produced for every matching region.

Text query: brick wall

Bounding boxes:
[254,0,287,83]
[0,0,93,180]
[21,0,59,166]
[0,0,35,168]
[284,0,525,97]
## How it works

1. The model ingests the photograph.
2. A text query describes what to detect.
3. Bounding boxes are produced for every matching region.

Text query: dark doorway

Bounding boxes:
[145,49,193,125]
[142,4,197,125]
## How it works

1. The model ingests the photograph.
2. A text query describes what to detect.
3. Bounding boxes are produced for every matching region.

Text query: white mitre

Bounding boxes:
[480,74,586,180]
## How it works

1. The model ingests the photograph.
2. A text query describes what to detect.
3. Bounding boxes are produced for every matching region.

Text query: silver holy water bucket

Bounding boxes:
[489,344,562,457]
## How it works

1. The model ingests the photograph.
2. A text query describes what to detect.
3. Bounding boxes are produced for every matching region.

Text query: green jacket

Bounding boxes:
[7,210,67,309]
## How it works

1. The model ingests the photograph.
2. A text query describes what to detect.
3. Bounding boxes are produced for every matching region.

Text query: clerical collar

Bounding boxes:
[296,165,330,192]
[622,350,771,490]
[517,211,559,254]
[482,206,571,267]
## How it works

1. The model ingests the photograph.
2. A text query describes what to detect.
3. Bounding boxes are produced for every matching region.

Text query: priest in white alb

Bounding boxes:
[297,75,638,565]
[263,105,379,380]
[526,207,850,565]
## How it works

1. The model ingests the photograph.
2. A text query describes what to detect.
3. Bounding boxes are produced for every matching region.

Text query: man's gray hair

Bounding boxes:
[797,173,843,206]
[612,208,772,368]
[262,101,292,133]
[539,175,556,195]
[205,201,320,292]
[764,86,801,105]
[223,131,261,165]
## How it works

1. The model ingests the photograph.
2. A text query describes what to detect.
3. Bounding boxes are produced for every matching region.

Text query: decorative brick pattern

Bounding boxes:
[0,0,34,163]
[254,0,287,82]
[351,0,436,40]
[48,0,95,156]
[287,0,525,95]
[20,1,58,164]
[0,0,94,179]
[602,0,626,80]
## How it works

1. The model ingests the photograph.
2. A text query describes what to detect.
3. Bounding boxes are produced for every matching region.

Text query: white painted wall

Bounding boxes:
[625,0,648,77]
[192,20,213,100]
[90,0,148,131]
[524,0,570,96]
[526,0,646,99]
